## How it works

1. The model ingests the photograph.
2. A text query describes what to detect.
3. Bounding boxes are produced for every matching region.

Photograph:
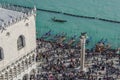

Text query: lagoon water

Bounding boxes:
[0,0,120,48]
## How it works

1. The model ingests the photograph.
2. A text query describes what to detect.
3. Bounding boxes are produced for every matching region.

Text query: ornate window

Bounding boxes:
[17,35,25,50]
[0,47,4,61]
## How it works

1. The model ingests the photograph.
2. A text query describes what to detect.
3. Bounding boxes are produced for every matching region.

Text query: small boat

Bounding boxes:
[67,36,76,45]
[52,17,67,23]
[57,36,66,43]
[68,39,75,45]
[40,30,52,39]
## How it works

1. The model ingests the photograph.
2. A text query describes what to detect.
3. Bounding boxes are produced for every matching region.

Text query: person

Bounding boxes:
[119,54,120,65]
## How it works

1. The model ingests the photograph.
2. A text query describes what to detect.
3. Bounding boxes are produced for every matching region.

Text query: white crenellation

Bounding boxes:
[0,4,36,30]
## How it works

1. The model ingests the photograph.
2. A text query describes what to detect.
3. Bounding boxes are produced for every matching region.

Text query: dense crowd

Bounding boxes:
[34,39,120,80]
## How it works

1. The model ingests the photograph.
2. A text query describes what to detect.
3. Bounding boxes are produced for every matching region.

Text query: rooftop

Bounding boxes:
[0,4,35,29]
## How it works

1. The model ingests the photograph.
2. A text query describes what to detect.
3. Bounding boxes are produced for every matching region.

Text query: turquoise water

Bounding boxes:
[0,0,120,48]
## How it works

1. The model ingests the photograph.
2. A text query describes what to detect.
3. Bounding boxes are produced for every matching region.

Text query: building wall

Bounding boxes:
[0,14,36,70]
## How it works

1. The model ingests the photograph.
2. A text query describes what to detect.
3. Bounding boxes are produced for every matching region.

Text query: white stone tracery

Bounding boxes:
[0,50,36,80]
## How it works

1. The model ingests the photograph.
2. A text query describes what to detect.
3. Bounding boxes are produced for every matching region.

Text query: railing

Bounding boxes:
[0,49,36,73]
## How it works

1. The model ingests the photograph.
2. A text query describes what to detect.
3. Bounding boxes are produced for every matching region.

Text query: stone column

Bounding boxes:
[0,74,4,80]
[4,72,9,80]
[9,69,13,80]
[13,66,17,77]
[21,61,25,72]
[17,64,21,75]
[80,35,86,72]
[26,58,29,69]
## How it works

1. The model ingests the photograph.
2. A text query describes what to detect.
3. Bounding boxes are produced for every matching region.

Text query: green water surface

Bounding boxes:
[0,0,120,48]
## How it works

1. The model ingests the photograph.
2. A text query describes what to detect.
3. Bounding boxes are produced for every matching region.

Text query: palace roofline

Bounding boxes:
[0,3,36,30]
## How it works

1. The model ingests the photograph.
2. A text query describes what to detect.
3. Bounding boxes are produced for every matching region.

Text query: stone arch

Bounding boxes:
[28,56,32,65]
[29,69,36,80]
[13,66,17,77]
[9,69,13,79]
[21,61,25,72]
[17,35,25,50]
[22,74,29,80]
[32,54,35,62]
[25,59,28,69]
[0,74,4,80]
[4,72,9,80]
[36,53,41,62]
[0,47,4,61]
[17,63,21,75]
[30,69,36,75]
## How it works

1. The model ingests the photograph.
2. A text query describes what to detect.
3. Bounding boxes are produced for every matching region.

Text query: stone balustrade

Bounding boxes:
[0,49,36,80]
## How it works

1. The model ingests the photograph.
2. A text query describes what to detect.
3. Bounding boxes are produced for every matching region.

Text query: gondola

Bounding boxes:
[40,30,52,39]
[52,17,67,23]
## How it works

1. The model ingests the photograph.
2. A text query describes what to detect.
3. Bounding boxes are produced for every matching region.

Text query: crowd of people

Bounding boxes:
[34,39,120,80]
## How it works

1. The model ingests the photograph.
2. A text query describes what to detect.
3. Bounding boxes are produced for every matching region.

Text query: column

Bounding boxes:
[9,69,13,80]
[32,54,35,63]
[17,64,21,75]
[25,59,29,69]
[80,35,86,72]
[0,74,4,80]
[13,66,17,78]
[4,72,9,80]
[21,61,25,72]
[29,56,32,66]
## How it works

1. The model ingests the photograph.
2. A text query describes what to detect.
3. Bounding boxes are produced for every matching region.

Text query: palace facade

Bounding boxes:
[0,4,37,80]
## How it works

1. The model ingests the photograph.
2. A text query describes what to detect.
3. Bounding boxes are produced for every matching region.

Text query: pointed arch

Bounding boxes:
[0,47,4,61]
[17,35,25,50]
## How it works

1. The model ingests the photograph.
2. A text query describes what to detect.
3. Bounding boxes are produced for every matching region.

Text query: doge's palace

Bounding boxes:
[0,4,37,80]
